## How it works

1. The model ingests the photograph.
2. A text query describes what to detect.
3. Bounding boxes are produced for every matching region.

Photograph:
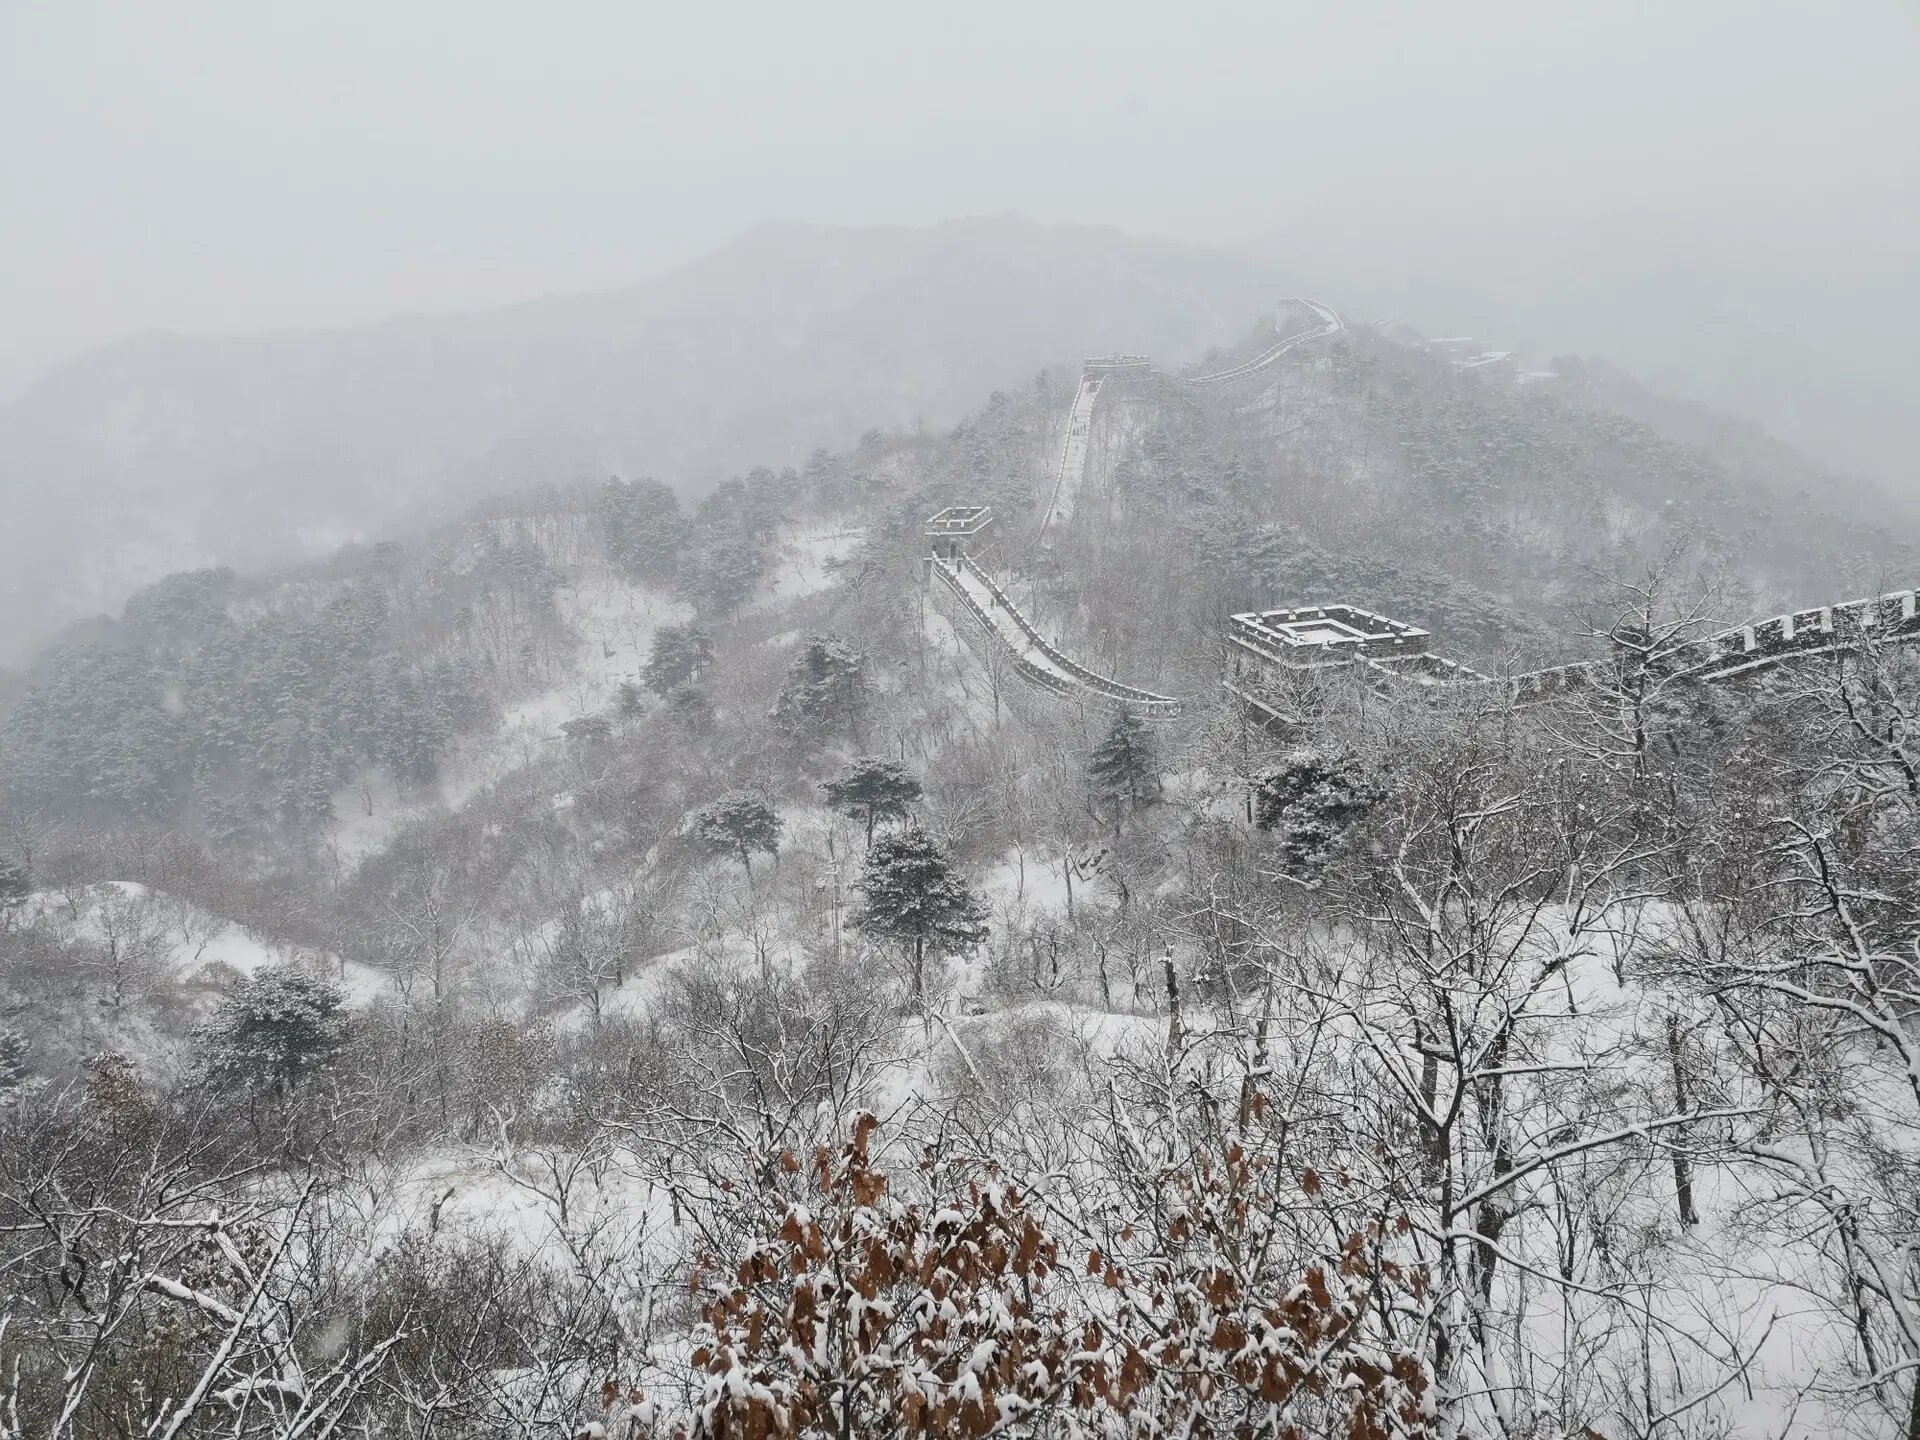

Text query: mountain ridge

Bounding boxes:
[0,216,1900,666]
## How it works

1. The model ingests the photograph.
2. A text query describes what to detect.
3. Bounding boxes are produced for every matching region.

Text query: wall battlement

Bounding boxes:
[925,517,1181,718]
[1228,605,1430,670]
[1230,585,1920,715]
[924,505,997,560]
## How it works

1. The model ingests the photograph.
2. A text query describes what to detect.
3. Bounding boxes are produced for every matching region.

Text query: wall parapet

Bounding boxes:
[1230,583,1920,715]
[953,554,1182,717]
[931,553,1181,718]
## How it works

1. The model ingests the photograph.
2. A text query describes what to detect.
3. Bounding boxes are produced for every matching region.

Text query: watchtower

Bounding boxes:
[1227,605,1431,673]
[924,505,997,562]
[1083,354,1154,377]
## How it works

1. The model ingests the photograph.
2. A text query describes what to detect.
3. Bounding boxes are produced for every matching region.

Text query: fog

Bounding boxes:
[11,10,1920,1430]
[2,0,1916,487]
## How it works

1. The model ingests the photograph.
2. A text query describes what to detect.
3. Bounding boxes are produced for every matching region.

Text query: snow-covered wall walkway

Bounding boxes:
[931,553,1180,717]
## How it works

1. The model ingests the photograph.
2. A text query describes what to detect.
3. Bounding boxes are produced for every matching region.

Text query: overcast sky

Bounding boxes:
[3,0,1916,478]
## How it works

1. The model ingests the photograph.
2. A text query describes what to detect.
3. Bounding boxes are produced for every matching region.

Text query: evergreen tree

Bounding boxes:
[196,964,350,1099]
[687,536,768,617]
[822,757,923,848]
[82,1051,151,1135]
[666,683,715,731]
[692,791,783,875]
[1252,749,1380,876]
[802,446,849,509]
[645,622,716,695]
[561,714,613,743]
[0,856,27,911]
[851,828,989,1015]
[598,477,688,581]
[773,635,870,739]
[615,679,646,720]
[122,567,237,641]
[1089,710,1159,810]
[0,1027,28,1099]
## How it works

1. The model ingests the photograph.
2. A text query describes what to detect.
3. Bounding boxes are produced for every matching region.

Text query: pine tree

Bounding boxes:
[597,477,688,581]
[692,791,783,875]
[1252,749,1379,876]
[851,828,989,1015]
[196,964,349,1099]
[822,757,923,848]
[615,679,646,720]
[666,683,715,731]
[645,622,716,695]
[687,537,768,617]
[0,856,27,911]
[773,635,870,740]
[0,1028,29,1099]
[561,714,613,744]
[1089,710,1158,810]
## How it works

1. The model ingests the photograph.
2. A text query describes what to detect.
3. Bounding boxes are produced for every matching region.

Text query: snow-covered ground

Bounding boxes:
[746,525,863,612]
[327,528,862,870]
[20,881,388,1001]
[326,575,690,867]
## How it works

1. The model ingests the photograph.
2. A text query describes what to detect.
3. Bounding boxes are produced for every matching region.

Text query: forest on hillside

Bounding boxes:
[3,325,1919,1436]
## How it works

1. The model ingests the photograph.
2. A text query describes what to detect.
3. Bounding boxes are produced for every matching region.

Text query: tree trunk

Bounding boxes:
[1162,949,1183,1057]
[1666,1014,1700,1226]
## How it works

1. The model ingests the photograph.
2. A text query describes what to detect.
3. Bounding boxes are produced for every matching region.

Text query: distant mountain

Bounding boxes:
[1,215,1906,668]
[0,217,1291,662]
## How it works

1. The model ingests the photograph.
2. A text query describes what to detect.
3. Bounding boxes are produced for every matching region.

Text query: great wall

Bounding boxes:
[1038,300,1342,532]
[929,303,1920,723]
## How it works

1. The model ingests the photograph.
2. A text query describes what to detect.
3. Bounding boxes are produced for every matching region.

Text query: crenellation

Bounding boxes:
[923,505,997,561]
[1228,580,1920,716]
[927,509,1180,718]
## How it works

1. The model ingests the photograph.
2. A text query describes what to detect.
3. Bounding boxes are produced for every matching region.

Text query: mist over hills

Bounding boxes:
[9,217,1920,1439]
[0,216,1903,666]
[0,218,1287,662]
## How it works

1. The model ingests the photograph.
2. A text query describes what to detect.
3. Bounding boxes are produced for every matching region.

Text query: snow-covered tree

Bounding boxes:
[1088,709,1158,811]
[1252,747,1379,874]
[686,536,768,617]
[560,713,613,744]
[772,635,870,740]
[851,828,988,1015]
[196,963,349,1098]
[821,756,922,848]
[665,681,715,731]
[692,791,783,875]
[644,621,715,695]
[0,856,27,912]
[0,1027,28,1099]
[598,475,688,581]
